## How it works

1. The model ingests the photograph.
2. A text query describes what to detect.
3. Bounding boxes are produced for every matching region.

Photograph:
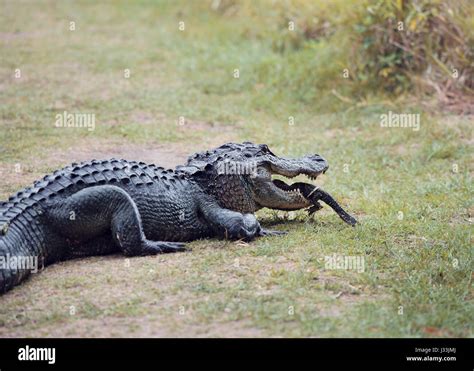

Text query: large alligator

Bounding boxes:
[0,142,357,293]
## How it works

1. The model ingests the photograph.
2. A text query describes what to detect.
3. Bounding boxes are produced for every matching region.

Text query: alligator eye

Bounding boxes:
[262,145,276,156]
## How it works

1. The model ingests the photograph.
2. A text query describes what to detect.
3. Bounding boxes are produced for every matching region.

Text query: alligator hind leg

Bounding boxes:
[46,185,186,256]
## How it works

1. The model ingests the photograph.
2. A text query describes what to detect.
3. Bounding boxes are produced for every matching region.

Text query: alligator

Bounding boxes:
[0,142,357,293]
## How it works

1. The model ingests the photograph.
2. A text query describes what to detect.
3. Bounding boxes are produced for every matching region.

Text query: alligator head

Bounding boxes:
[180,142,357,226]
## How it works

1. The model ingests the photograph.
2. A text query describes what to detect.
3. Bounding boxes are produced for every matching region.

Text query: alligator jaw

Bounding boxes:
[267,154,329,179]
[251,160,329,212]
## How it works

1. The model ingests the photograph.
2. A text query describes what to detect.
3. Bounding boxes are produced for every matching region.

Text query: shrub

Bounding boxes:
[209,0,473,111]
[353,0,473,99]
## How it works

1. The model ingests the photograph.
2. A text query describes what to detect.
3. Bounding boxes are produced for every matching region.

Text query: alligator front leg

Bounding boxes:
[199,201,285,241]
[45,185,186,256]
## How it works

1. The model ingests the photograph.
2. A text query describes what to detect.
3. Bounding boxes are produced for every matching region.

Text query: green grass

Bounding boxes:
[0,0,472,337]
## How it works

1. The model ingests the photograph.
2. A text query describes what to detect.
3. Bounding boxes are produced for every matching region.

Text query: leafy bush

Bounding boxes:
[353,0,474,97]
[209,0,474,110]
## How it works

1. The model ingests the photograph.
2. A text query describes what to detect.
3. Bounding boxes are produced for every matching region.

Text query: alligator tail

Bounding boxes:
[0,213,45,293]
[285,182,358,226]
[0,236,28,293]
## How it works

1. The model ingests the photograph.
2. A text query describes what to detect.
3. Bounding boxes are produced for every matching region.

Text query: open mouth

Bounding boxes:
[271,171,324,195]
[273,171,324,181]
[269,171,358,226]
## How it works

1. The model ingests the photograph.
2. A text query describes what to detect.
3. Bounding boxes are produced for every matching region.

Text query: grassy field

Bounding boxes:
[0,1,472,337]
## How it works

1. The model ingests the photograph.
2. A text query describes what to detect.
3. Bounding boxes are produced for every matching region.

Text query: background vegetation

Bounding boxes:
[210,0,473,110]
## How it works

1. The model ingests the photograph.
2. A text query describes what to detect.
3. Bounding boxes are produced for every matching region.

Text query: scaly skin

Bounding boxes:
[0,142,357,293]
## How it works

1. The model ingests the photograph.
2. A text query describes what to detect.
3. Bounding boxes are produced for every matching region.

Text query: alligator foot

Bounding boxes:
[258,228,288,237]
[307,201,323,215]
[142,241,187,255]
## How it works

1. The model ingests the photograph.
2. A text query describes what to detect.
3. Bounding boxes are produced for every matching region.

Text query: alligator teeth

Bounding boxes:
[285,189,302,196]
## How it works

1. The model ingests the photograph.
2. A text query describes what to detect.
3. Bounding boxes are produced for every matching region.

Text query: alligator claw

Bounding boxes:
[258,228,288,237]
[307,202,323,216]
[144,241,187,254]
